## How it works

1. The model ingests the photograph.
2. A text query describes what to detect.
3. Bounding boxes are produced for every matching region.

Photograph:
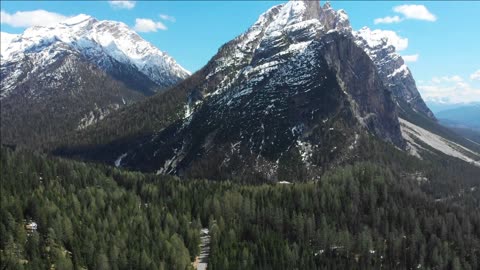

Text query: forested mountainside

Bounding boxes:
[2,147,480,270]
[0,15,189,148]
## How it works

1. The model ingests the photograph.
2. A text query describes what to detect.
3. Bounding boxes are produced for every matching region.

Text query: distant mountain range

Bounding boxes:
[427,101,480,114]
[0,14,189,146]
[435,104,480,129]
[431,104,480,144]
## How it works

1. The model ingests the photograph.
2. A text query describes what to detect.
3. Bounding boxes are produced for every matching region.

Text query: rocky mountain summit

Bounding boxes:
[1,14,189,96]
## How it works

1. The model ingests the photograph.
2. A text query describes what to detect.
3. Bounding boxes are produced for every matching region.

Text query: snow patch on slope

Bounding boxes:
[1,32,19,57]
[354,27,408,52]
[400,118,480,166]
[389,64,409,78]
[114,153,128,167]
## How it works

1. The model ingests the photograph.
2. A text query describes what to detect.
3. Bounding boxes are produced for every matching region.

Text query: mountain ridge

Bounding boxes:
[1,14,190,95]
[0,14,190,147]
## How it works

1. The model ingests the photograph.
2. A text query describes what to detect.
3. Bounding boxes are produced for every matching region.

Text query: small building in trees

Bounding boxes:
[25,221,38,231]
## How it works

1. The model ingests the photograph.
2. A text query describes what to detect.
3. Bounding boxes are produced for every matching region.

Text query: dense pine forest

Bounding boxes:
[2,147,480,269]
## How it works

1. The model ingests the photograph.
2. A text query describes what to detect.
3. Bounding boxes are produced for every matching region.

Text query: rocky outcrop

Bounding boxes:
[319,2,352,32]
[321,33,404,147]
[354,27,435,120]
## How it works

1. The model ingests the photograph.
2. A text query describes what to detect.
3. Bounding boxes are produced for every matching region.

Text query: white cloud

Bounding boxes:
[374,5,436,25]
[470,70,480,81]
[402,54,419,63]
[109,1,136,10]
[374,16,402,25]
[1,9,69,27]
[393,5,437,22]
[419,84,480,104]
[419,76,480,103]
[159,14,176,22]
[134,18,167,32]
[431,75,463,84]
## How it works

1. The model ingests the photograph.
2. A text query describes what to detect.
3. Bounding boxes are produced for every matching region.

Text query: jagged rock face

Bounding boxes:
[321,34,403,147]
[319,2,352,32]
[118,1,404,180]
[354,27,435,120]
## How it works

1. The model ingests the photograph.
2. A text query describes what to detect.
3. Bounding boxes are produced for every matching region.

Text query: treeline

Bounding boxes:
[1,147,480,269]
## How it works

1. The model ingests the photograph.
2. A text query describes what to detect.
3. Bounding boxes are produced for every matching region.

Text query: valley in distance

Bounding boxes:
[1,1,480,269]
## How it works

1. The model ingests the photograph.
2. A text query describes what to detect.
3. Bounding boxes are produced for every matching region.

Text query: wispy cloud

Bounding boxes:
[402,54,419,63]
[159,14,176,23]
[432,75,463,83]
[374,4,436,24]
[1,9,69,27]
[470,70,480,81]
[109,1,136,10]
[393,5,437,22]
[134,18,167,32]
[374,16,402,25]
[419,75,480,103]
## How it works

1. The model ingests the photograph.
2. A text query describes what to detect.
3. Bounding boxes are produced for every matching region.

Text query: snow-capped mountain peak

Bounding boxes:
[203,0,356,99]
[1,14,190,94]
[0,14,192,146]
[258,0,351,35]
[61,14,96,26]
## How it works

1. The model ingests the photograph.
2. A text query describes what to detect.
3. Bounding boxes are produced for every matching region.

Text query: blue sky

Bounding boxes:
[1,1,479,104]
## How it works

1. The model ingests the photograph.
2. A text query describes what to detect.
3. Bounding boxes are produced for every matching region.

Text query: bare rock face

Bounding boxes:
[354,27,435,120]
[319,1,352,32]
[321,33,404,147]
[301,0,322,20]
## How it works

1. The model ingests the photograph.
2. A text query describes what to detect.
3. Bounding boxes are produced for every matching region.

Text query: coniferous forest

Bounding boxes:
[2,1,480,270]
[2,147,479,270]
